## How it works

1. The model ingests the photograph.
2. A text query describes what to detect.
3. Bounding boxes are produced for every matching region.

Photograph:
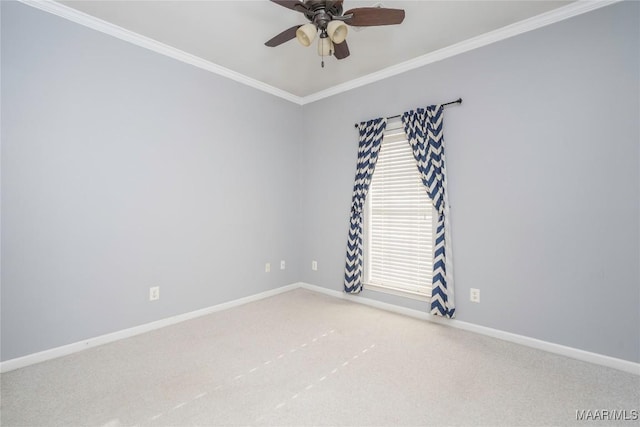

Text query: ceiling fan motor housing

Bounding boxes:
[303,0,343,31]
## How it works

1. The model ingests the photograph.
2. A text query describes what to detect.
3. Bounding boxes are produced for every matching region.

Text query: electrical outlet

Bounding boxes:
[265,263,271,273]
[470,288,480,303]
[149,286,160,301]
[280,260,285,270]
[312,260,318,271]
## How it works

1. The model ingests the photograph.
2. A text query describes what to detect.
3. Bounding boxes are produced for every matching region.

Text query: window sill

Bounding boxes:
[363,283,431,302]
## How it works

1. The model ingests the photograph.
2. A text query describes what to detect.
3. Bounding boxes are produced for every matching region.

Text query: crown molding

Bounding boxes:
[19,0,621,106]
[17,0,304,105]
[300,0,622,104]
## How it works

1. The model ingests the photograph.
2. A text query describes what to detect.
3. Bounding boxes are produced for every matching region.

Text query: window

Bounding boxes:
[363,119,436,300]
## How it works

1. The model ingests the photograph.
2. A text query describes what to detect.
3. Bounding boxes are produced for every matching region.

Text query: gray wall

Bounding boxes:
[1,2,302,361]
[2,1,639,364]
[300,1,639,363]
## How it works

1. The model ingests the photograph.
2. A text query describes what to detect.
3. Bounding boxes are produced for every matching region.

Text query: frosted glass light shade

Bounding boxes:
[327,20,348,44]
[296,23,317,47]
[317,37,333,56]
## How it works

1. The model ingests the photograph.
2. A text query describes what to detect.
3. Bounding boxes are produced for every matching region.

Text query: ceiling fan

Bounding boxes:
[265,0,405,66]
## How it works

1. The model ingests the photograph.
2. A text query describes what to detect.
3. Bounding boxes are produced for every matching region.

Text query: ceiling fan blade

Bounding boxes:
[270,0,309,13]
[333,40,350,60]
[343,7,405,26]
[265,25,301,47]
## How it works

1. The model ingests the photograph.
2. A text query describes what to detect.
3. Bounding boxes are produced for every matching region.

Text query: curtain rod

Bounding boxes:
[354,98,462,128]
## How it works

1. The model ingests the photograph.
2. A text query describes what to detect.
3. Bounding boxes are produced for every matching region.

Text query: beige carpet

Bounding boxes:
[1,288,638,426]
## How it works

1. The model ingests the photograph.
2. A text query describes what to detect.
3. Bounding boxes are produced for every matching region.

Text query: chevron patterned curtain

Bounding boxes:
[402,106,456,318]
[344,118,387,294]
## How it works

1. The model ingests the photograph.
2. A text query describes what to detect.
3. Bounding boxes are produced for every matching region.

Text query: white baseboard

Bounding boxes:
[298,282,640,375]
[2,282,638,376]
[0,283,299,373]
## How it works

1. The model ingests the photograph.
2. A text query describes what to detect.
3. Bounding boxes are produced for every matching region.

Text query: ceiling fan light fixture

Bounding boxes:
[317,36,333,56]
[327,20,348,44]
[296,23,317,47]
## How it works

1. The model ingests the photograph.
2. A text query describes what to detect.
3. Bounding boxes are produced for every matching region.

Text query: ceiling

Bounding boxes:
[53,0,576,100]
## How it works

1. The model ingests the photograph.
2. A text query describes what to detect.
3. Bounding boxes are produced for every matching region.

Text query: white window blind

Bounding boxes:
[364,119,435,299]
